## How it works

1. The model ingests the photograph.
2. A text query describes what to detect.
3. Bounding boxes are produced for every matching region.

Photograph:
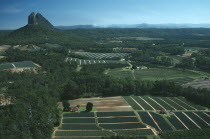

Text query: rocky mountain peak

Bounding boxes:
[28,12,54,29]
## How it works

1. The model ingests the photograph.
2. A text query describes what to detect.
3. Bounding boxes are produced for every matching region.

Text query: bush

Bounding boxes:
[62,100,70,112]
[86,102,93,112]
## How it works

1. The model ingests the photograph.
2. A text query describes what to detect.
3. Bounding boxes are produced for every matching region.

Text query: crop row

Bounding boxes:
[176,97,205,110]
[131,96,153,110]
[63,112,94,117]
[59,124,100,130]
[0,61,37,70]
[149,96,174,110]
[138,112,159,131]
[194,112,210,124]
[99,123,146,129]
[126,96,203,111]
[167,114,187,130]
[150,112,173,131]
[141,96,163,110]
[184,112,209,128]
[113,129,154,136]
[174,112,199,129]
[62,118,95,123]
[55,130,114,136]
[74,52,129,59]
[68,57,125,65]
[97,111,135,117]
[98,117,138,123]
[123,96,143,110]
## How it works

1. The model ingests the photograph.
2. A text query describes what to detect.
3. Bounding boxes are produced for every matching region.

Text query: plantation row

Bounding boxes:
[73,52,129,59]
[139,111,210,131]
[123,96,205,111]
[67,57,126,65]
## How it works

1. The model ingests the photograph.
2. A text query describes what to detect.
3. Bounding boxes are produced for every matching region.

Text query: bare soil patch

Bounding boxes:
[182,52,192,57]
[66,96,132,112]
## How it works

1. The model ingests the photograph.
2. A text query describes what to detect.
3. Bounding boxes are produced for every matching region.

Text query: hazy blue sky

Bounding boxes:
[0,0,210,29]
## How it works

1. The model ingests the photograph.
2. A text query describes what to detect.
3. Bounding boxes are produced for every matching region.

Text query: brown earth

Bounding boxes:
[61,96,132,112]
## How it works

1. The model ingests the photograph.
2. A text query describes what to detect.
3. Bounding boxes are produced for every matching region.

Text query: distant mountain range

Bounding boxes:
[56,23,210,29]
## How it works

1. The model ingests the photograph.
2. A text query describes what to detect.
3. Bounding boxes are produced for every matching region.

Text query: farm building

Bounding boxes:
[0,61,40,72]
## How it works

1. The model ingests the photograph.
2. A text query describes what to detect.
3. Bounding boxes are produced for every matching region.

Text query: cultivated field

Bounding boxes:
[66,57,127,65]
[107,68,203,84]
[54,96,210,138]
[182,79,210,90]
[73,52,129,59]
[0,61,38,71]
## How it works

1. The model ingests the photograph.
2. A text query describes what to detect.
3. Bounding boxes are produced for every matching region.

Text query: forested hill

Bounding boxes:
[0,12,93,46]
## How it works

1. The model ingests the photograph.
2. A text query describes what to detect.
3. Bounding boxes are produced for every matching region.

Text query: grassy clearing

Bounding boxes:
[107,68,134,80]
[107,68,202,84]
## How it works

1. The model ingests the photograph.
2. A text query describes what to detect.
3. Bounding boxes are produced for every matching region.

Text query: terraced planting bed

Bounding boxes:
[167,114,187,130]
[150,112,173,131]
[54,96,210,138]
[113,129,154,136]
[59,124,100,130]
[99,123,146,129]
[98,117,138,123]
[174,112,199,129]
[184,112,210,128]
[97,111,135,117]
[63,118,95,123]
[138,112,160,131]
[55,130,114,136]
[123,96,143,110]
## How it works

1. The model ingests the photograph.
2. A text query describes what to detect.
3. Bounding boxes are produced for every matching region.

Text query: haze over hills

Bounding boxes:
[56,23,210,29]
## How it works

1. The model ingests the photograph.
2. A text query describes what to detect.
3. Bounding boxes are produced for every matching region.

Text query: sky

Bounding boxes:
[0,0,210,29]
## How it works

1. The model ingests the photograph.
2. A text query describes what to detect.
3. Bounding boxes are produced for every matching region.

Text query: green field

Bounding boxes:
[107,68,203,84]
